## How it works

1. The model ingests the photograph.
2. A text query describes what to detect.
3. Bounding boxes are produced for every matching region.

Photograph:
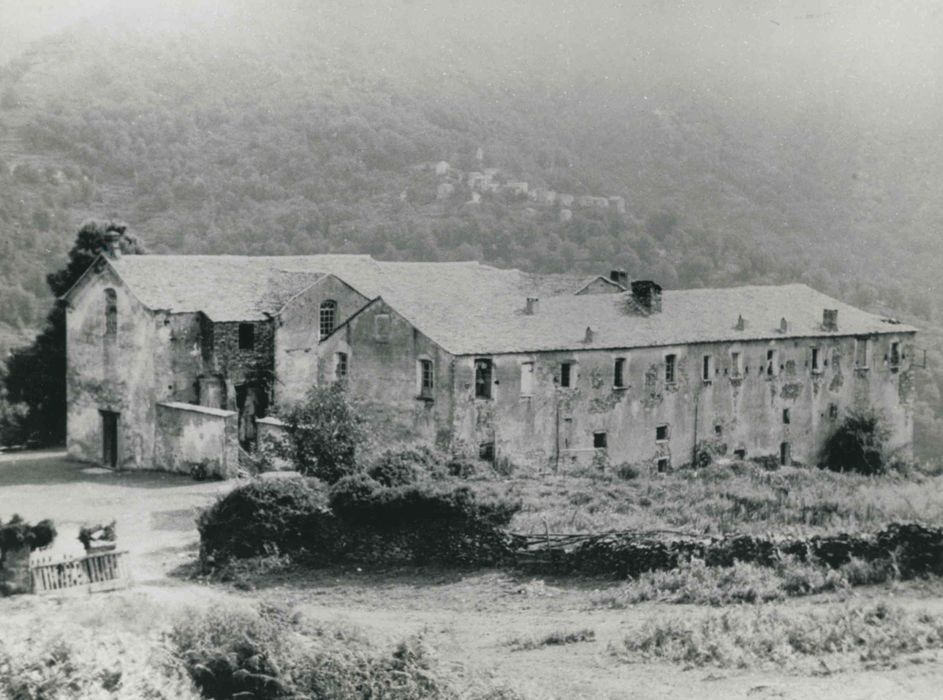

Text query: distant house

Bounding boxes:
[64,251,916,475]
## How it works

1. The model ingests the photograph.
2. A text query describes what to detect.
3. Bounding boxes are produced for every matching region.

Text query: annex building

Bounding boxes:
[63,243,916,476]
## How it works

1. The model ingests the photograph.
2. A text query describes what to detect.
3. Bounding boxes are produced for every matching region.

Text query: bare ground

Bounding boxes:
[2,453,943,699]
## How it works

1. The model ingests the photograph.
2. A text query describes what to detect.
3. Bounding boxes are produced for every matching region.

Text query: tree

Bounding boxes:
[277,383,367,482]
[1,221,145,446]
[821,407,891,475]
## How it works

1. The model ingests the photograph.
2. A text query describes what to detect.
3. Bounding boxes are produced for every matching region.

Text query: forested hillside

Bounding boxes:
[1,0,942,459]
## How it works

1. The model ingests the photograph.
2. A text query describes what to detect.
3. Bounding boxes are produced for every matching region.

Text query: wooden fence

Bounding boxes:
[29,549,131,595]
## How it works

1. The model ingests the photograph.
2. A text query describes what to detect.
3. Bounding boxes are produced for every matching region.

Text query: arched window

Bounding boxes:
[104,288,117,338]
[319,300,337,338]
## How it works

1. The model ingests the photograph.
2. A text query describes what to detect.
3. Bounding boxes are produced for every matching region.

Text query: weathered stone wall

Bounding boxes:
[274,275,370,407]
[66,264,161,469]
[201,317,275,411]
[450,332,915,472]
[153,402,239,477]
[0,545,31,594]
[318,299,455,448]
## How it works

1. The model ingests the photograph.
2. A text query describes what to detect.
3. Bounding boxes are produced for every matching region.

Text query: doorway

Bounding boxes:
[100,410,119,468]
[780,441,791,467]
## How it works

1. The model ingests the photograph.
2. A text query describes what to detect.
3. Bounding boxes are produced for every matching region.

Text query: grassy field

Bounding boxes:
[502,461,943,536]
[3,454,943,698]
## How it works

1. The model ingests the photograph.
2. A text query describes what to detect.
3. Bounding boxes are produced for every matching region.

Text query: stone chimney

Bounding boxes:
[609,269,629,288]
[779,317,789,333]
[524,297,539,315]
[631,280,662,314]
[102,229,122,260]
[822,309,838,332]
[584,326,595,343]
[735,315,746,331]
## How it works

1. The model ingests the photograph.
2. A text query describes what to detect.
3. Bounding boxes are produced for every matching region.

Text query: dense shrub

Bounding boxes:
[0,514,56,552]
[168,603,456,699]
[197,477,336,565]
[277,383,367,482]
[367,443,448,487]
[822,408,891,475]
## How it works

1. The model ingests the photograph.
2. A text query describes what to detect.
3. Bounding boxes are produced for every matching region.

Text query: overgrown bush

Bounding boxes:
[197,477,336,566]
[277,383,367,482]
[0,514,56,552]
[822,407,891,475]
[367,443,447,487]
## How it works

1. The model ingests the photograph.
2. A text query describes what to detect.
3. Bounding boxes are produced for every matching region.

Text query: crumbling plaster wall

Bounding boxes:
[153,402,239,477]
[66,264,162,469]
[274,276,370,407]
[317,300,455,448]
[450,333,915,472]
[202,317,275,410]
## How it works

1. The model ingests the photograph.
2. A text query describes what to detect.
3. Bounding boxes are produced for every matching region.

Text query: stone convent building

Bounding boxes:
[63,244,916,476]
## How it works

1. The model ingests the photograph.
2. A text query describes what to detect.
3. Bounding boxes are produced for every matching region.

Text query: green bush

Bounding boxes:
[822,408,891,475]
[367,443,447,487]
[197,477,336,566]
[277,383,367,483]
[0,514,56,552]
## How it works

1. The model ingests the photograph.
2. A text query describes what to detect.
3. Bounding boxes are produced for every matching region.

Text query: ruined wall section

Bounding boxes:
[274,275,370,408]
[153,402,239,477]
[317,300,455,448]
[66,264,160,468]
[201,318,275,411]
[449,332,915,472]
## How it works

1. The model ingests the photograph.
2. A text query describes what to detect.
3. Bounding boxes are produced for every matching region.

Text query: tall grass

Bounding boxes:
[615,602,943,670]
[503,462,943,535]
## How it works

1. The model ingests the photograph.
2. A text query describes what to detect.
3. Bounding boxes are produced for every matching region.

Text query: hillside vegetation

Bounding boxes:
[1,0,942,459]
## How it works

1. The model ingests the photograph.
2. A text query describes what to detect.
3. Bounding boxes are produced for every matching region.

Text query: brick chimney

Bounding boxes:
[631,280,662,314]
[609,269,629,288]
[822,309,838,332]
[524,297,539,315]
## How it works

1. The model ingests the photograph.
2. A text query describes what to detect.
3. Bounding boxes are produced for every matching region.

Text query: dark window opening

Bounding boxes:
[656,457,670,472]
[783,408,791,424]
[560,361,574,388]
[335,352,348,379]
[733,448,746,460]
[104,288,117,338]
[479,441,495,462]
[614,358,626,388]
[855,338,870,368]
[319,300,337,338]
[655,424,669,442]
[475,358,493,399]
[780,441,791,466]
[665,354,676,383]
[714,424,723,436]
[828,403,839,421]
[419,359,434,396]
[702,354,712,381]
[100,410,119,469]
[811,347,821,373]
[238,323,255,350]
[766,349,777,376]
[889,341,901,370]
[593,432,608,449]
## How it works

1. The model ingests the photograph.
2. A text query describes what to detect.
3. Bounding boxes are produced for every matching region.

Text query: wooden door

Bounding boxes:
[101,411,118,469]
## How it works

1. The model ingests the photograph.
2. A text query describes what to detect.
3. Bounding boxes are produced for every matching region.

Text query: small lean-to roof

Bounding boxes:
[379,283,916,356]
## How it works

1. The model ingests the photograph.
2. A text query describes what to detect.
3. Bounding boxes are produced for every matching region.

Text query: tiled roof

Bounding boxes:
[99,254,914,352]
[376,281,917,355]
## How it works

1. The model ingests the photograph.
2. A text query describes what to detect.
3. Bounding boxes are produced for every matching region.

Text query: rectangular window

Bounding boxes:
[479,441,495,462]
[560,361,574,388]
[613,357,626,388]
[655,424,669,442]
[593,432,608,449]
[855,338,870,369]
[238,323,255,350]
[657,457,670,472]
[475,358,493,399]
[889,341,901,370]
[335,352,348,379]
[374,314,391,342]
[733,448,746,460]
[419,359,434,396]
[702,354,713,382]
[783,408,791,424]
[811,347,822,373]
[520,361,534,396]
[731,351,743,377]
[665,354,676,384]
[766,349,778,377]
[828,403,839,421]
